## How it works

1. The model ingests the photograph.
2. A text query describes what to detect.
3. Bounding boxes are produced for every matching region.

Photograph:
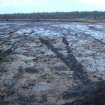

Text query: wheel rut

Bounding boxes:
[39,37,91,84]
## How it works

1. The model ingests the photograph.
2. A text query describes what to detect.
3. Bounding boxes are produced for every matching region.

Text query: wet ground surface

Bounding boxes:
[0,22,105,105]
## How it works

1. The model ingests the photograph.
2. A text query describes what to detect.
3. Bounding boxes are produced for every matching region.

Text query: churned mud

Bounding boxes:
[0,22,105,105]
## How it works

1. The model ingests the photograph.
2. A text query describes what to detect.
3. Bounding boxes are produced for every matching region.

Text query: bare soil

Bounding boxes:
[0,22,105,105]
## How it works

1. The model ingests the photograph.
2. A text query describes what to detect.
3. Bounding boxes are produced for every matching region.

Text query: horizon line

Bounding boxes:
[0,11,105,15]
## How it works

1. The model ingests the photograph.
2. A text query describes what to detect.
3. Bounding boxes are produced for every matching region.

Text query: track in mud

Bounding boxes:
[39,37,90,84]
[0,22,105,105]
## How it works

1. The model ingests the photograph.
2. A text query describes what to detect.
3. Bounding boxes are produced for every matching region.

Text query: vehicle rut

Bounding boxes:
[39,37,91,84]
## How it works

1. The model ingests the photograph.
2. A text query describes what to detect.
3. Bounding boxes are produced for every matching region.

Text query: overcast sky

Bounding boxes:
[0,0,105,14]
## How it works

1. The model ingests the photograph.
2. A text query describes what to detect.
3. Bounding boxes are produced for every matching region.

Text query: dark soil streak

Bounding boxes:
[83,32,105,45]
[39,37,90,84]
[62,37,91,83]
[70,28,105,45]
[62,81,105,105]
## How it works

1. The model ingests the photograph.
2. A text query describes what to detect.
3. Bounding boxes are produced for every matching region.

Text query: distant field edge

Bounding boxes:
[0,19,105,23]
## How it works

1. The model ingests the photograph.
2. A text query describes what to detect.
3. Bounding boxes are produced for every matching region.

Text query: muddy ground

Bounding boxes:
[0,22,105,105]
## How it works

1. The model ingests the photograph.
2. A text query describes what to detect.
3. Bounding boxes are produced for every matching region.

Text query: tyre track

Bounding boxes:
[39,37,91,84]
